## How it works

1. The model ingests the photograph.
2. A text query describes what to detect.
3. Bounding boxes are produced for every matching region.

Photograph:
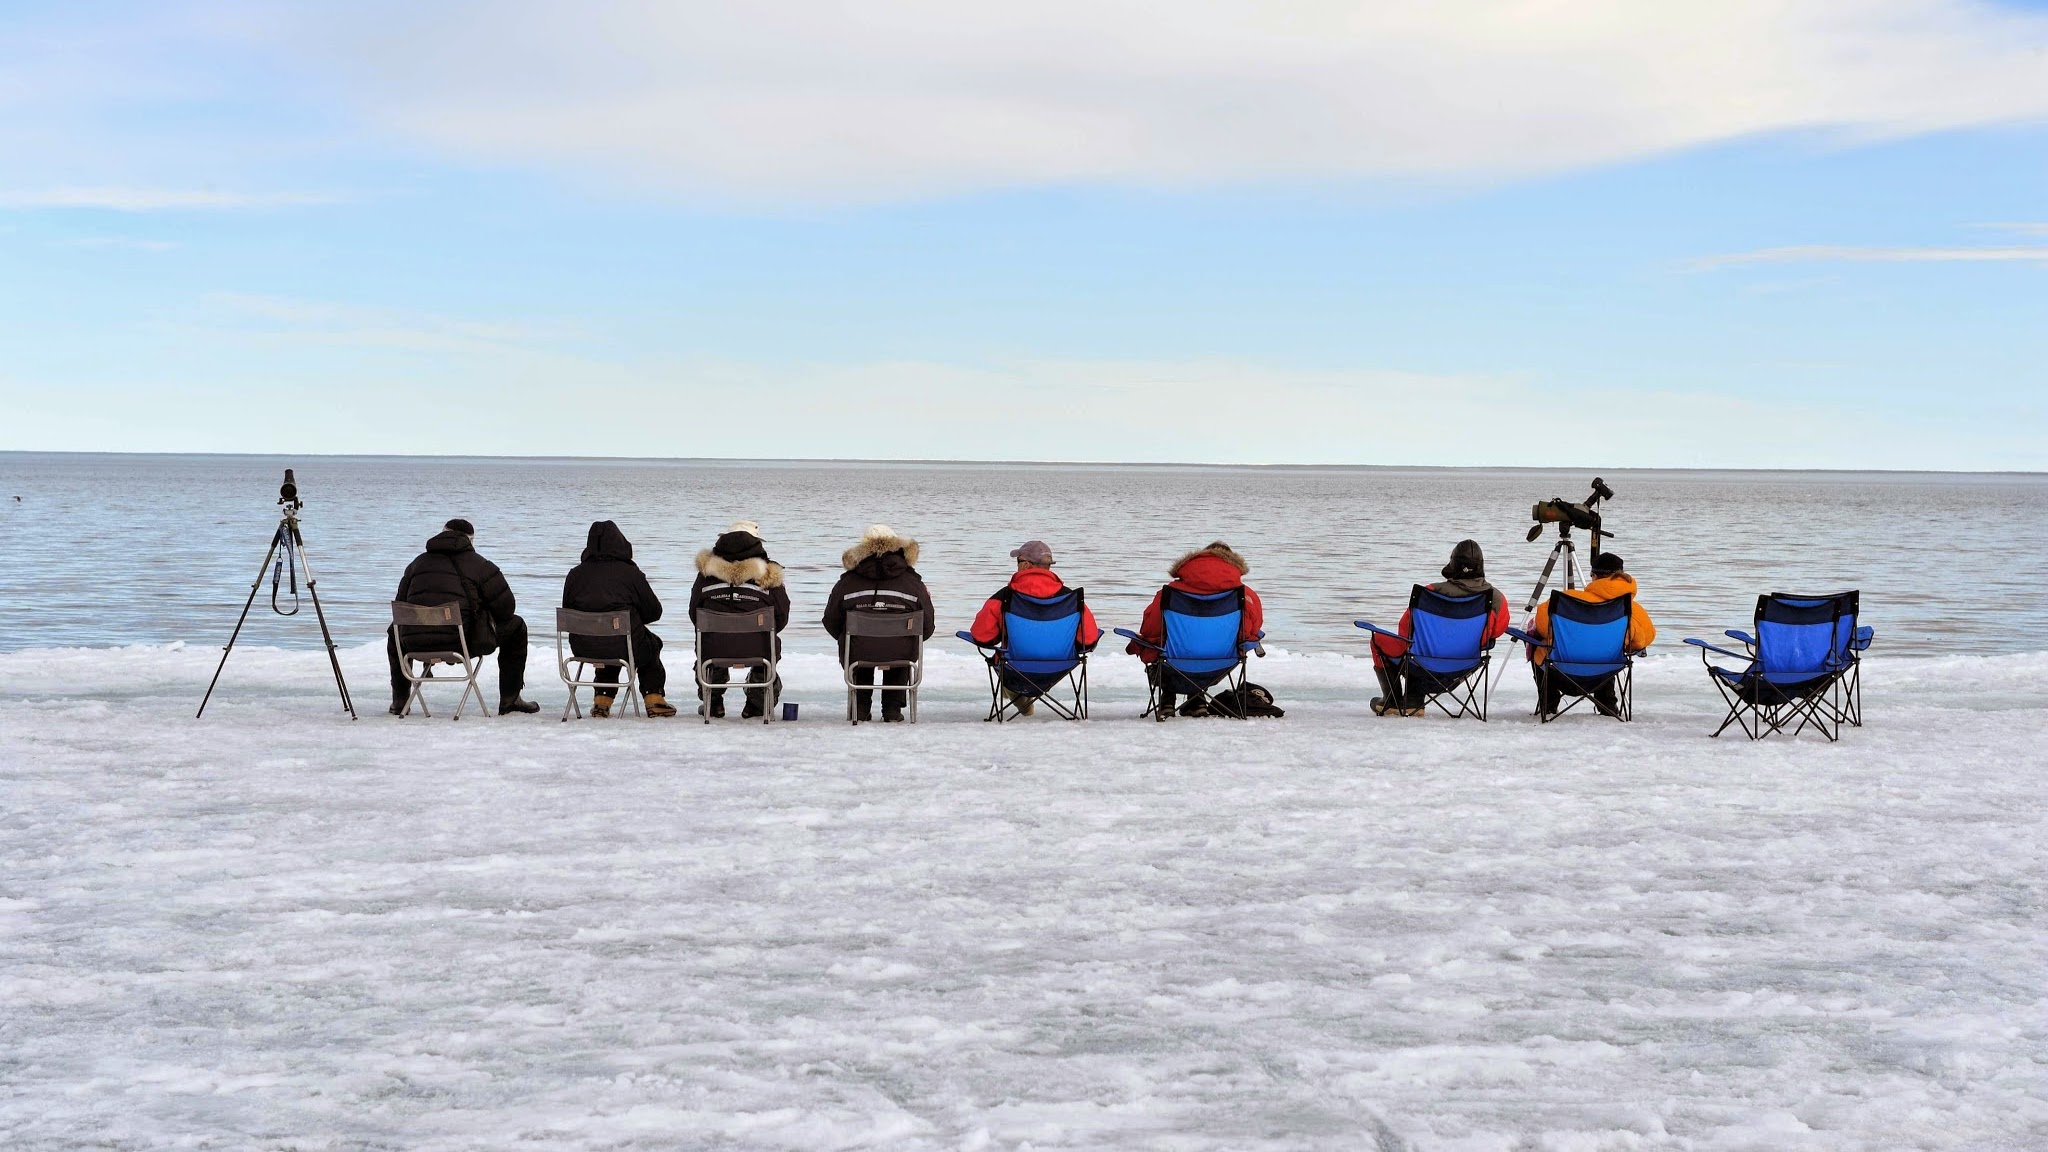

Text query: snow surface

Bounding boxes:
[2,642,2045,1151]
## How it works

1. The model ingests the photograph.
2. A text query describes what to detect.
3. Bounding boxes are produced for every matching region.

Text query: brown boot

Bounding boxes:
[590,692,614,718]
[644,692,677,718]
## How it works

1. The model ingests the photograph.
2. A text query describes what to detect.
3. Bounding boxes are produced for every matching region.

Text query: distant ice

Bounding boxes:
[2,643,2045,1150]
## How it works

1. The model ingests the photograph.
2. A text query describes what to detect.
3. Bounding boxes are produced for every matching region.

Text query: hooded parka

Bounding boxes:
[1127,543,1265,664]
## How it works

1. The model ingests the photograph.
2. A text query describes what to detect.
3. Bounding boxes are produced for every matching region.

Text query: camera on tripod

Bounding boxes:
[279,468,302,510]
[1526,476,1614,546]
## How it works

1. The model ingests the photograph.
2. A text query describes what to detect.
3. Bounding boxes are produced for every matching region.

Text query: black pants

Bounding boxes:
[1536,668,1619,716]
[590,627,667,696]
[850,665,912,717]
[388,615,527,705]
[1376,662,1471,709]
[1149,663,1226,714]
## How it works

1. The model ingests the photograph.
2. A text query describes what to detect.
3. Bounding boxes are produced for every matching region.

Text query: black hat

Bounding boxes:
[1592,552,1624,576]
[1441,539,1485,581]
[445,518,475,536]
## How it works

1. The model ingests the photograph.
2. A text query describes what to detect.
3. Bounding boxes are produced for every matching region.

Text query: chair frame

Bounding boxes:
[956,588,1092,723]
[841,608,926,724]
[554,607,644,721]
[694,607,780,724]
[390,600,492,720]
[1115,587,1262,720]
[1506,591,1637,723]
[1686,591,1872,742]
[1354,585,1499,721]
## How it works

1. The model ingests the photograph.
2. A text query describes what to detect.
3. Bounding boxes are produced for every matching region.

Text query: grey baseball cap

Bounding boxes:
[1010,539,1055,565]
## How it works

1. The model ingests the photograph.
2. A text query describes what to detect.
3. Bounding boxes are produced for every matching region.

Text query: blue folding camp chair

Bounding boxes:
[1685,590,1873,741]
[1506,592,1637,722]
[957,587,1093,722]
[1115,587,1264,719]
[1355,586,1499,720]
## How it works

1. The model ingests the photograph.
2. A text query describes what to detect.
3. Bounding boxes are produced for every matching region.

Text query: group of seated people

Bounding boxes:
[386,518,1651,722]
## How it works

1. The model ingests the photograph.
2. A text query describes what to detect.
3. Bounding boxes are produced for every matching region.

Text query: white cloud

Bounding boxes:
[1694,244,2048,269]
[0,187,336,211]
[195,292,571,354]
[262,0,2048,204]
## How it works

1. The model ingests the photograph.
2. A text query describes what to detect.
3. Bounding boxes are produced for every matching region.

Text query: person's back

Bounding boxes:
[562,519,672,716]
[1128,542,1264,663]
[1528,553,1655,666]
[1368,538,1509,716]
[970,540,1100,715]
[388,517,536,714]
[689,521,789,719]
[824,524,935,722]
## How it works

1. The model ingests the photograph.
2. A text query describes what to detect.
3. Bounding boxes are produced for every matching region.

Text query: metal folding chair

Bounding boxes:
[1507,591,1637,722]
[841,608,925,724]
[1686,590,1873,741]
[390,600,491,720]
[694,607,780,724]
[555,607,644,721]
[1355,586,1498,721]
[957,587,1092,722]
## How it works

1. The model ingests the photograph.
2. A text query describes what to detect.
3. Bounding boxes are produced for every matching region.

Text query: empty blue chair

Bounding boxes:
[1685,591,1873,740]
[1507,591,1637,722]
[1356,586,1498,720]
[1116,587,1263,719]
[957,588,1093,721]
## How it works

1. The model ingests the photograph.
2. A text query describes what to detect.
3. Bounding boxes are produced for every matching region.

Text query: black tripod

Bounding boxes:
[198,472,356,719]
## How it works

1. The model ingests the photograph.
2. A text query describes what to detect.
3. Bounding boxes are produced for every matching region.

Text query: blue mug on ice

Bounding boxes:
[781,702,798,721]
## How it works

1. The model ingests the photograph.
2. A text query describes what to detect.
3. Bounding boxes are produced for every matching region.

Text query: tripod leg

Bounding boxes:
[197,533,283,718]
[294,539,357,720]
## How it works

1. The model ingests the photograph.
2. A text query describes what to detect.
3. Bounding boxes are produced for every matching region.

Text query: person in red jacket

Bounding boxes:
[1370,539,1511,716]
[1127,541,1265,719]
[969,539,1101,715]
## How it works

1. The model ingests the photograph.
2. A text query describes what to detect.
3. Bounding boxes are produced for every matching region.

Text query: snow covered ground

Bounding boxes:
[2,642,2045,1151]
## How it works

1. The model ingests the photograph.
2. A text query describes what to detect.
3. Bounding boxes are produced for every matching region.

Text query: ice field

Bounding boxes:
[3,642,2045,1150]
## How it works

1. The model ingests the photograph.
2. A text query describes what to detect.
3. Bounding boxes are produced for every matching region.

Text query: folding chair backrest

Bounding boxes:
[697,607,775,658]
[556,607,632,638]
[392,601,461,629]
[1407,586,1491,674]
[1002,589,1085,673]
[845,609,922,640]
[1160,587,1245,674]
[1547,592,1631,671]
[1755,591,1858,675]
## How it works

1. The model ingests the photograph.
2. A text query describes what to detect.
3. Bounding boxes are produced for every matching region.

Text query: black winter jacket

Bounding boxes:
[394,529,517,655]
[563,521,663,659]
[823,530,935,663]
[689,531,789,662]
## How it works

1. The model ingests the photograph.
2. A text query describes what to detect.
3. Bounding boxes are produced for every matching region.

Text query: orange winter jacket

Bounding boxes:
[1527,572,1655,666]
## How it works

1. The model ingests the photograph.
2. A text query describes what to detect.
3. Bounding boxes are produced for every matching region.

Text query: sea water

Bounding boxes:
[0,452,2042,658]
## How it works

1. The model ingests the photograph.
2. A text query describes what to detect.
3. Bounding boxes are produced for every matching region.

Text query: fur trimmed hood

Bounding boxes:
[1169,541,1248,578]
[695,550,785,589]
[842,525,920,570]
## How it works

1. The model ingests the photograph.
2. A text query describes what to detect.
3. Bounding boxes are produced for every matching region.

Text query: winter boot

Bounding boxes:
[591,692,614,718]
[644,693,677,718]
[499,694,540,715]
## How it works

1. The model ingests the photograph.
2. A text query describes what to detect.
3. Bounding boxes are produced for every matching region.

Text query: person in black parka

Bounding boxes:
[688,519,790,719]
[822,523,936,722]
[563,519,673,717]
[387,517,537,714]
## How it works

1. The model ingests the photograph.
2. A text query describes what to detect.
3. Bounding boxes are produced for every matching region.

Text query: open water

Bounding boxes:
[0,453,2042,658]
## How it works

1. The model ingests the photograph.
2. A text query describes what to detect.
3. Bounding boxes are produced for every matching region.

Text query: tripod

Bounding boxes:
[1523,526,1586,616]
[198,491,357,719]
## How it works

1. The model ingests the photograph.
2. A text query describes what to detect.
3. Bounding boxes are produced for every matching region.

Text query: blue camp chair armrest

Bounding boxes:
[1114,627,1160,652]
[1685,637,1750,661]
[1853,626,1874,650]
[1353,620,1401,642]
[1725,629,1757,647]
[955,630,994,649]
[1505,627,1547,648]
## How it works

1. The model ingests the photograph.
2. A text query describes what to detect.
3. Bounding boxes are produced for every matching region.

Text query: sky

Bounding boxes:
[0,1,2044,469]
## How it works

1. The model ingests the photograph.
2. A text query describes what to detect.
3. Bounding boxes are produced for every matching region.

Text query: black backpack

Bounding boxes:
[1181,682,1285,718]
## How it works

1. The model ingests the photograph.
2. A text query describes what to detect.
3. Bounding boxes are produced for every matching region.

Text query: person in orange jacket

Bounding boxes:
[1525,551,1656,717]
[969,539,1101,715]
[1128,541,1265,718]
[1369,539,1512,715]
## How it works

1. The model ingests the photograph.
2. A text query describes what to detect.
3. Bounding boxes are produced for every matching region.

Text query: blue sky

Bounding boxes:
[1,2,2044,468]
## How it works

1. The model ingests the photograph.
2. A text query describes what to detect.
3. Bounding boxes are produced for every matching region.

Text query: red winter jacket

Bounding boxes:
[1127,544,1265,664]
[970,567,1102,648]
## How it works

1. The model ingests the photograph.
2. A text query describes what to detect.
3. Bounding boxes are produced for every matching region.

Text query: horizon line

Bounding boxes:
[0,448,2041,479]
